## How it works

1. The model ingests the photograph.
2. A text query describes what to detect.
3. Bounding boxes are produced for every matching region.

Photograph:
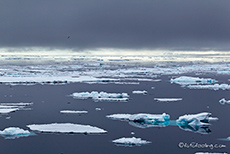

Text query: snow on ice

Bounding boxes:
[154,98,182,102]
[60,110,88,114]
[27,123,107,134]
[171,76,216,85]
[132,90,148,95]
[107,113,170,128]
[0,127,34,139]
[0,102,33,114]
[112,137,151,146]
[71,91,129,102]
[176,112,218,134]
[187,84,230,90]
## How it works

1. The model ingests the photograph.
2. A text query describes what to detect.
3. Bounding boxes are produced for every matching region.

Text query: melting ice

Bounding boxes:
[132,90,148,95]
[176,112,218,134]
[187,84,230,91]
[27,123,107,134]
[60,110,88,114]
[219,98,230,105]
[171,76,216,85]
[107,113,170,128]
[0,127,34,139]
[112,137,151,147]
[0,102,33,114]
[71,91,129,102]
[154,98,182,102]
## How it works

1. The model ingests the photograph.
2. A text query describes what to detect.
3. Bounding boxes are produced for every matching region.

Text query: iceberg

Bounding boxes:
[112,137,151,146]
[60,110,88,114]
[171,76,216,85]
[176,112,218,134]
[154,98,182,102]
[71,91,129,102]
[219,98,230,105]
[132,90,148,95]
[187,84,230,90]
[0,127,34,139]
[107,113,170,128]
[27,123,107,134]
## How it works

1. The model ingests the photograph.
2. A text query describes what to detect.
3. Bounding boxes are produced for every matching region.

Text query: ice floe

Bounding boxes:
[107,113,170,128]
[27,123,107,134]
[95,108,102,111]
[154,98,182,102]
[0,127,34,139]
[112,137,151,146]
[176,112,218,134]
[187,84,230,90]
[0,102,33,114]
[171,76,216,85]
[219,98,230,105]
[71,91,129,102]
[132,90,148,95]
[60,110,88,114]
[195,152,228,154]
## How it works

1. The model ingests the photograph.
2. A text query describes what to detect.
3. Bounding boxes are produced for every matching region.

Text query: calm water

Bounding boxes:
[0,74,229,154]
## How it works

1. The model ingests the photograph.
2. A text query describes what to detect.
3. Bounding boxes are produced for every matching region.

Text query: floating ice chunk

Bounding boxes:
[71,91,129,102]
[176,112,218,134]
[0,102,33,114]
[0,108,19,114]
[0,127,34,139]
[195,152,228,154]
[187,84,230,90]
[27,123,107,134]
[154,98,182,102]
[95,108,102,111]
[219,98,230,105]
[107,113,170,128]
[114,82,139,85]
[112,137,151,146]
[0,102,33,106]
[132,90,147,95]
[171,76,216,85]
[106,114,132,121]
[177,112,218,126]
[60,110,88,114]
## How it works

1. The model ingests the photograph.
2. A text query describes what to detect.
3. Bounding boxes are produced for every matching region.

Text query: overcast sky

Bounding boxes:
[0,0,230,51]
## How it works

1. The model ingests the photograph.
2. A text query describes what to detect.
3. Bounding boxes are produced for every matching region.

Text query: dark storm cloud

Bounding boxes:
[0,0,230,50]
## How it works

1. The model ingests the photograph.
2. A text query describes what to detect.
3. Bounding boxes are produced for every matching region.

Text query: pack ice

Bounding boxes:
[171,76,216,85]
[176,112,218,134]
[219,98,230,105]
[0,127,34,139]
[27,123,107,134]
[71,91,129,102]
[107,113,170,128]
[112,137,151,146]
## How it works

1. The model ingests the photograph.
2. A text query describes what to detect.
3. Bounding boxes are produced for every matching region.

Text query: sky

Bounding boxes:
[0,0,230,52]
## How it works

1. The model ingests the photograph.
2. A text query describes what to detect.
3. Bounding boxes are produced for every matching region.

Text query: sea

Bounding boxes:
[0,50,229,154]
